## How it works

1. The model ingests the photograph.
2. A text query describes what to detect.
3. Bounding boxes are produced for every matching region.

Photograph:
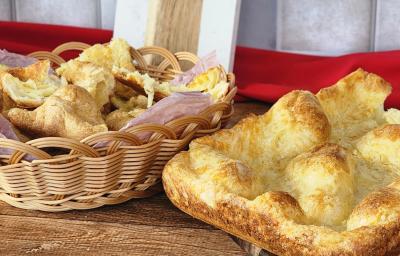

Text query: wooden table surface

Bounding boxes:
[0,102,269,256]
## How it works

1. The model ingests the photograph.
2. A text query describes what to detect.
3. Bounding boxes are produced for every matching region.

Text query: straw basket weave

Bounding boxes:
[0,42,236,211]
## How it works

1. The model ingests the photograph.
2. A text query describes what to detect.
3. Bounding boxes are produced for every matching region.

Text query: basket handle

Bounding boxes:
[27,51,65,66]
[51,42,91,55]
[158,51,199,71]
[137,46,181,71]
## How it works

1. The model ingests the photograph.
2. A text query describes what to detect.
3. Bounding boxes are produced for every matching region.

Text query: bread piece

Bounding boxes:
[113,68,163,107]
[285,143,355,227]
[113,66,230,107]
[0,60,66,108]
[184,67,229,101]
[317,68,391,145]
[78,38,135,72]
[56,60,115,109]
[0,64,8,72]
[191,90,330,173]
[7,84,107,141]
[105,108,146,131]
[167,90,330,209]
[347,185,400,230]
[385,108,400,124]
[356,124,400,169]
[107,94,147,130]
[110,94,148,111]
[114,81,138,99]
[163,70,400,255]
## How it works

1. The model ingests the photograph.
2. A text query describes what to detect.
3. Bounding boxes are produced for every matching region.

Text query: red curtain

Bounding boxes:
[234,46,400,108]
[0,21,112,54]
[1,21,399,108]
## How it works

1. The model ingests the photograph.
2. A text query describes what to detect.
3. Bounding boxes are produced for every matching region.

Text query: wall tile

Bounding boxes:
[237,0,277,49]
[375,0,400,51]
[100,0,116,29]
[15,0,98,28]
[278,0,372,53]
[0,0,11,20]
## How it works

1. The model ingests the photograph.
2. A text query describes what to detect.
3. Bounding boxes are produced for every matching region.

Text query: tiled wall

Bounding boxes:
[1,0,400,54]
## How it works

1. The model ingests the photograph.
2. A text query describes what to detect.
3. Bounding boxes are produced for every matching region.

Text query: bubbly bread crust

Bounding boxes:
[163,69,400,255]
[56,60,115,109]
[7,84,107,141]
[0,60,66,108]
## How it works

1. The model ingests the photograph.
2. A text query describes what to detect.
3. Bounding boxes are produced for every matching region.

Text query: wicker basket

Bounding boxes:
[0,42,236,211]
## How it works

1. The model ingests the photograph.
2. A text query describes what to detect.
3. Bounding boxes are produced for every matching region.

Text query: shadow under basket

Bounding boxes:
[0,42,237,212]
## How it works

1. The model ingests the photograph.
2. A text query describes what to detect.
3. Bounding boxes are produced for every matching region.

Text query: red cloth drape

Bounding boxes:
[234,46,400,108]
[1,21,399,108]
[0,21,112,54]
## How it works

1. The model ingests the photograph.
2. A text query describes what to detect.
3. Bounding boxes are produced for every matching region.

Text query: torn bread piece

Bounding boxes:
[0,60,66,108]
[56,60,115,109]
[0,64,8,72]
[78,38,135,72]
[7,84,107,141]
[107,94,148,130]
[105,108,146,131]
[110,94,147,111]
[113,66,229,108]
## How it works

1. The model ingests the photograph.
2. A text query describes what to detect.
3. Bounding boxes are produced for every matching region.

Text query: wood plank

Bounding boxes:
[146,0,203,68]
[0,194,215,230]
[0,215,246,256]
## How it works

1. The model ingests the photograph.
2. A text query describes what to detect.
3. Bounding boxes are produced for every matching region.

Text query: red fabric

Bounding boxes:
[1,21,399,108]
[234,46,400,108]
[0,21,112,57]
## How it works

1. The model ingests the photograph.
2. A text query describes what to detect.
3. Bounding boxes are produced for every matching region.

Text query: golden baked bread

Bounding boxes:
[316,68,391,146]
[78,38,135,72]
[56,60,115,109]
[0,60,66,108]
[113,66,230,107]
[114,81,139,99]
[105,108,146,131]
[7,84,107,141]
[113,67,165,107]
[110,94,148,111]
[55,38,135,109]
[106,94,147,130]
[163,69,400,255]
[0,64,8,72]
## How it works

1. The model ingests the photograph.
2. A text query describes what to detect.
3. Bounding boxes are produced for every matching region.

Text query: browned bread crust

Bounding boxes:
[163,69,400,255]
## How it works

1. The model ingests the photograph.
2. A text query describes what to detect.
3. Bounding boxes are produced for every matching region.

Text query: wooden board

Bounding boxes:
[146,0,203,60]
[113,0,241,71]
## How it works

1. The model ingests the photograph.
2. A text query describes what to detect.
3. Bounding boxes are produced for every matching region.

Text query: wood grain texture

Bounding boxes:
[0,102,269,256]
[0,195,214,230]
[146,0,203,66]
[0,215,245,256]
